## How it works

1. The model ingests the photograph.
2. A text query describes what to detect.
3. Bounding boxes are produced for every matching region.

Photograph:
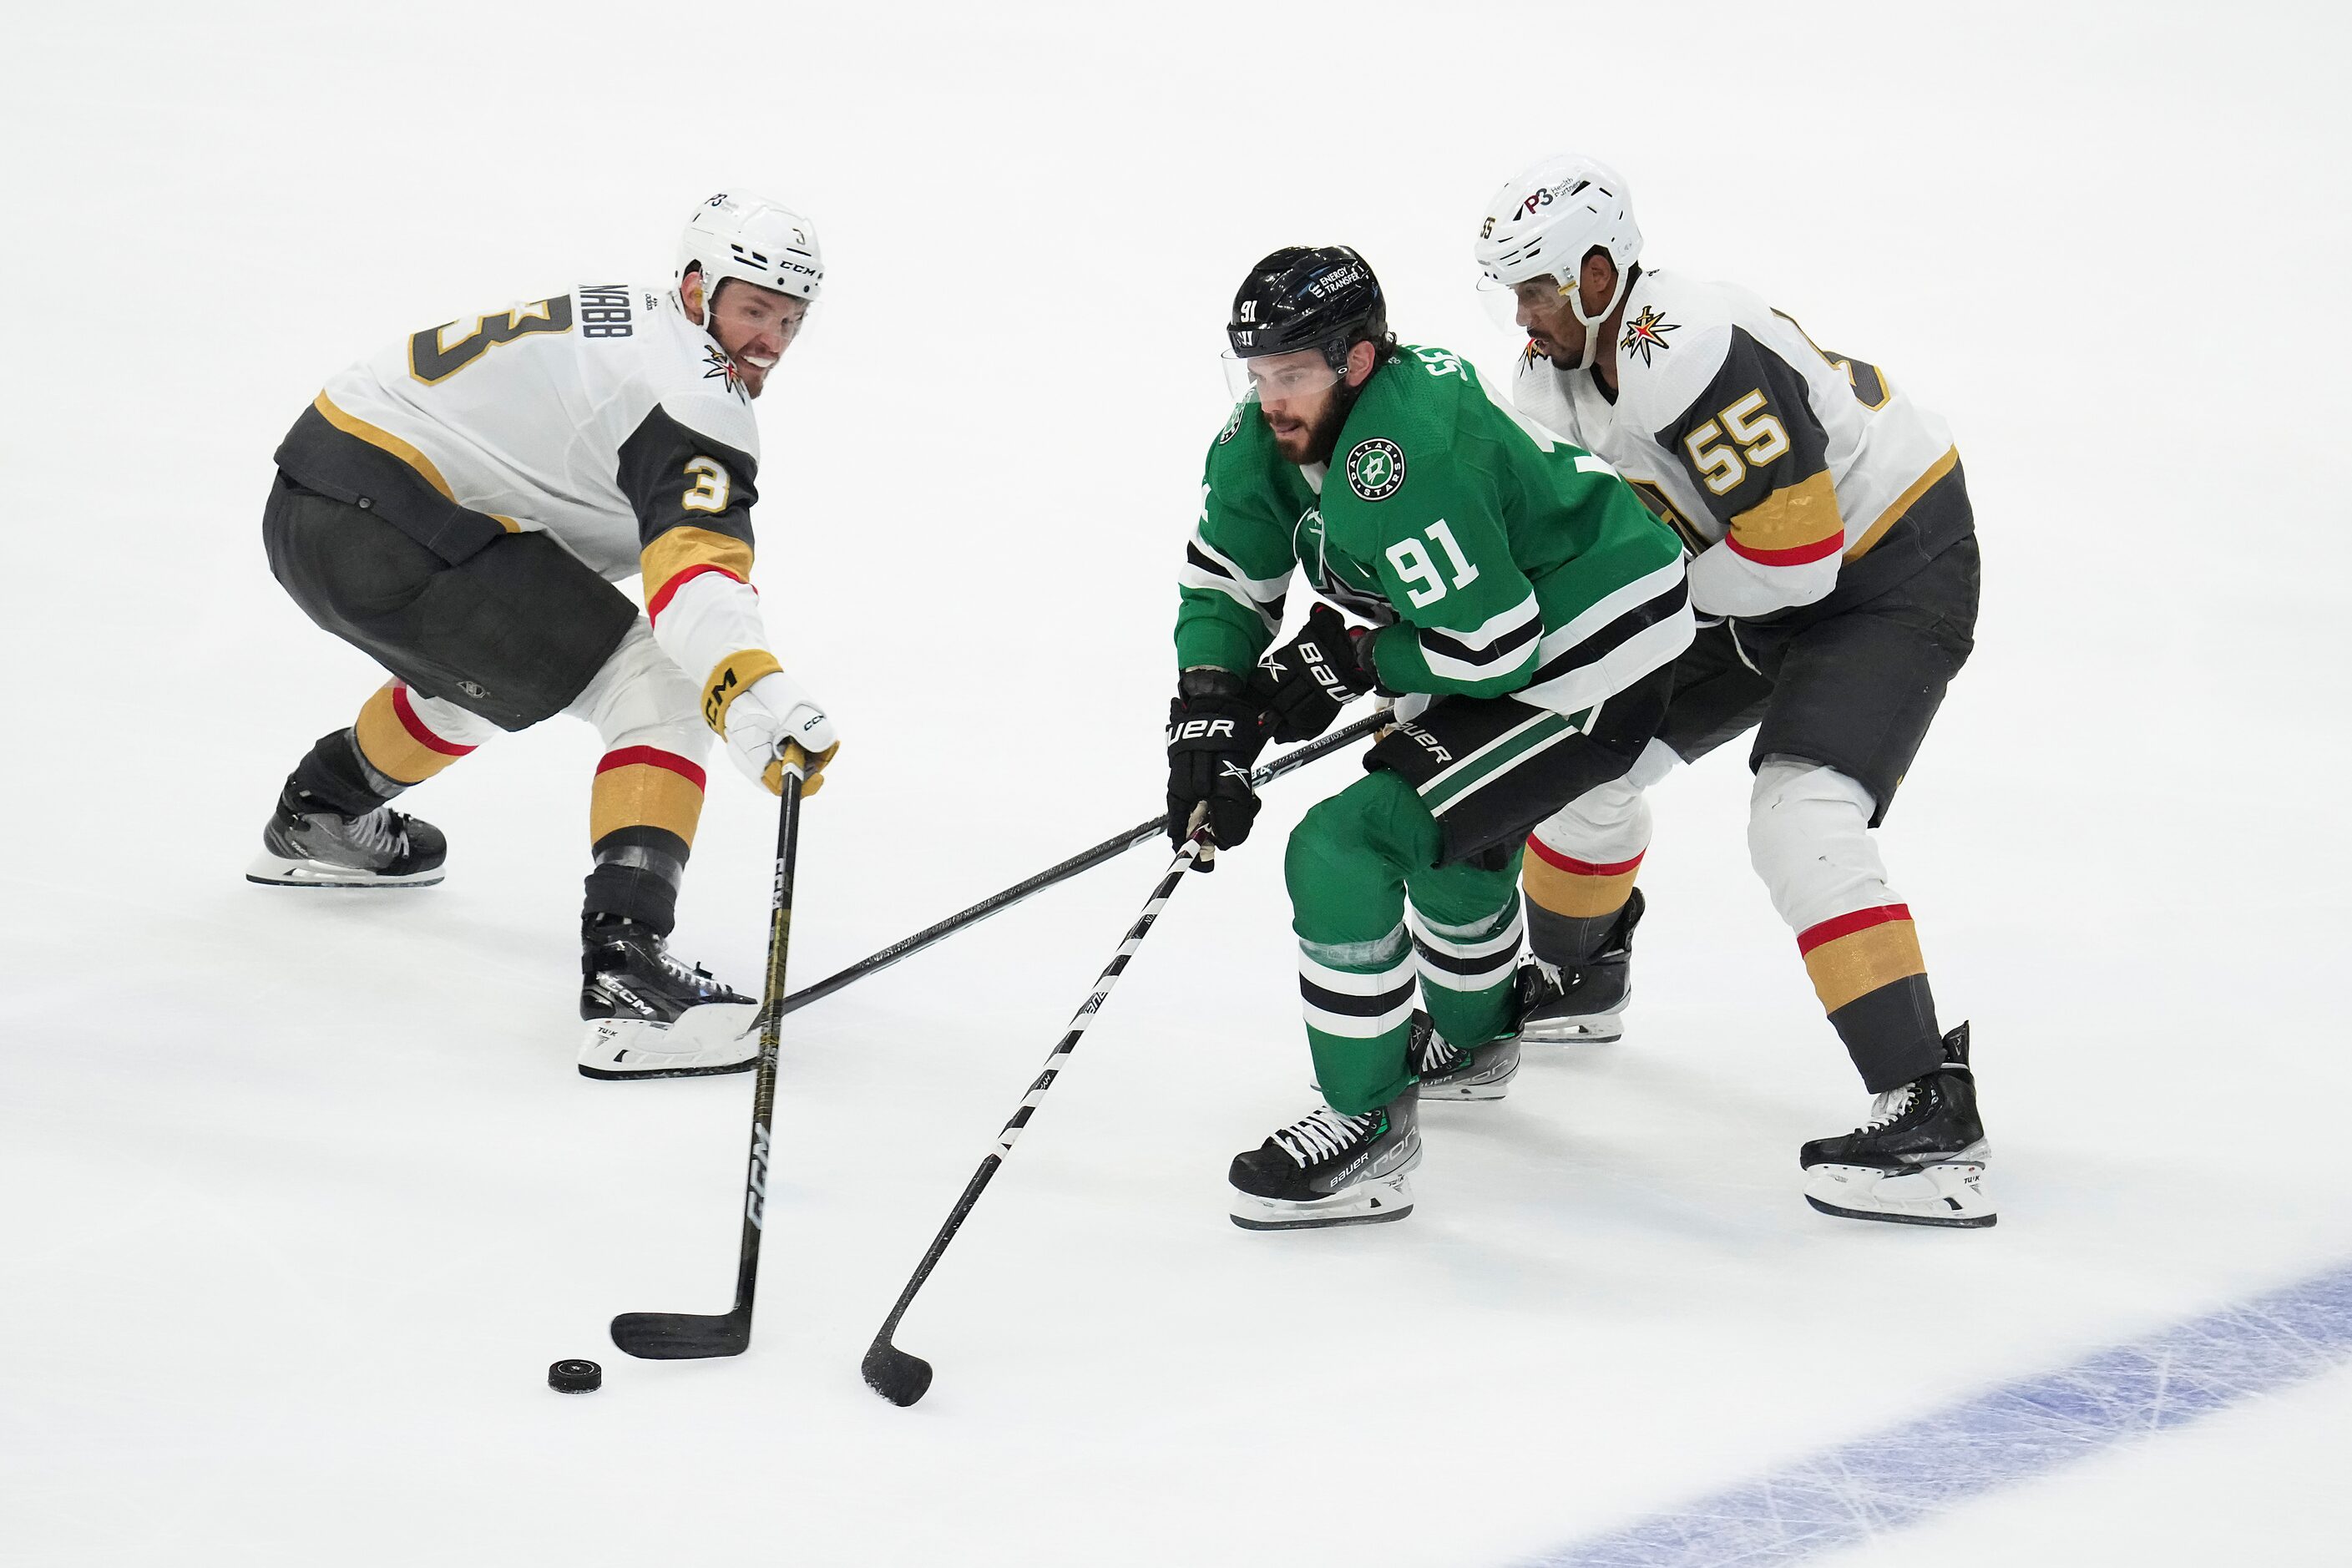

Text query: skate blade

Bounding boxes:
[1419,1076,1514,1101]
[245,850,442,888]
[579,1004,761,1080]
[1515,1013,1624,1044]
[1230,1171,1416,1232]
[1803,1156,1996,1228]
[1419,1055,1520,1100]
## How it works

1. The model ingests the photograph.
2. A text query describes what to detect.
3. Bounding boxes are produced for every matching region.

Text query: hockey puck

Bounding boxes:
[548,1358,603,1393]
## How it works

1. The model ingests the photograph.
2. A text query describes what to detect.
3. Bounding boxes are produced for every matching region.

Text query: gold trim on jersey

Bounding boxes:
[1729,468,1844,554]
[1844,447,1960,561]
[312,392,455,500]
[643,526,756,603]
[701,648,785,736]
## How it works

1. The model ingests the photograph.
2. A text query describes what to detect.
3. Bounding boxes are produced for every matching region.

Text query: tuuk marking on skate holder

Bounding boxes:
[1519,1257,2352,1565]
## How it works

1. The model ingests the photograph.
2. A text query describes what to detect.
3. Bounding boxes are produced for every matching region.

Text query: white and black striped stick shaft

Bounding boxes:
[781,712,1384,1016]
[861,829,1211,1406]
[609,763,807,1360]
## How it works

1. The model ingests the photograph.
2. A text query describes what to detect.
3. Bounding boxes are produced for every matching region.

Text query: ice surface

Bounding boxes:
[1527,1260,2352,1565]
[3,3,2349,1565]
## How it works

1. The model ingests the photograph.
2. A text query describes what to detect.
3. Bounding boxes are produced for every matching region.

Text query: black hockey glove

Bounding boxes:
[1166,669,1272,858]
[1251,603,1373,744]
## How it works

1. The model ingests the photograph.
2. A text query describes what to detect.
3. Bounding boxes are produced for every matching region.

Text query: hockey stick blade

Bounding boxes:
[609,1308,751,1360]
[861,1337,933,1406]
[857,839,1208,1408]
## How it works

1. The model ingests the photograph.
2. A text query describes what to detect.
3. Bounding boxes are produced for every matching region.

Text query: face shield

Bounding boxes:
[1222,346,1342,407]
[1477,271,1566,341]
[705,278,813,356]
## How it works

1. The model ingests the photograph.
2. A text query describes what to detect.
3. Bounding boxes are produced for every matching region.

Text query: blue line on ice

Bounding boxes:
[1523,1257,2352,1566]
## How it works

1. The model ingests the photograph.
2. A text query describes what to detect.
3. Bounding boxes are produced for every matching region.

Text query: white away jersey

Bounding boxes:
[1510,269,1963,620]
[274,282,787,740]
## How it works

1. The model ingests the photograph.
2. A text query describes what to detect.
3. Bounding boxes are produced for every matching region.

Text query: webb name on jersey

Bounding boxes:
[272,282,781,736]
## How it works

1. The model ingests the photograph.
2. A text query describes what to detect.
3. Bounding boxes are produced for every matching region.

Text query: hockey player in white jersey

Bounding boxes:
[1469,156,1992,1227]
[250,193,836,1080]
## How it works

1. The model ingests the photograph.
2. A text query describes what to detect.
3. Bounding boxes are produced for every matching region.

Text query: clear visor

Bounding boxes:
[705,276,815,352]
[1222,348,1341,406]
[1476,272,1568,341]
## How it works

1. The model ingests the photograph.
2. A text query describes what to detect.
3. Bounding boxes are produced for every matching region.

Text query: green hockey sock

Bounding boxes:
[1286,771,1524,1115]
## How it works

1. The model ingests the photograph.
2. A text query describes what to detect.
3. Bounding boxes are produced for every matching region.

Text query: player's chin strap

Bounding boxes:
[1563,263,1636,372]
[684,266,729,355]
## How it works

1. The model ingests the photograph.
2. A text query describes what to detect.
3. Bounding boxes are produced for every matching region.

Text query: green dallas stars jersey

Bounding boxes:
[1177,344,1692,721]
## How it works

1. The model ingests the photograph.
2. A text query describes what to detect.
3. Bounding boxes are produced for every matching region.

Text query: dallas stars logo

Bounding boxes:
[1346,438,1406,502]
[702,345,745,391]
[1620,305,1678,367]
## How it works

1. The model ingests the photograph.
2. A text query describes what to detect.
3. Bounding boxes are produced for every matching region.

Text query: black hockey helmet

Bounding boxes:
[1227,245,1389,372]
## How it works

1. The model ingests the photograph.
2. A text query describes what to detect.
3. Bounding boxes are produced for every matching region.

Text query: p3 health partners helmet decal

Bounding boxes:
[1345,438,1405,502]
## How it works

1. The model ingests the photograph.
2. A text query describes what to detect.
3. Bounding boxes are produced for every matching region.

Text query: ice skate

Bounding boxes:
[1410,1011,1520,1101]
[1515,889,1641,1044]
[245,781,447,888]
[1229,1092,1420,1231]
[578,917,759,1080]
[1800,1023,1995,1227]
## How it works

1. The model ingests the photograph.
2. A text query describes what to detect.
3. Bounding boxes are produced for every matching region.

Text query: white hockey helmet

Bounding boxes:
[1472,154,1641,369]
[676,192,825,316]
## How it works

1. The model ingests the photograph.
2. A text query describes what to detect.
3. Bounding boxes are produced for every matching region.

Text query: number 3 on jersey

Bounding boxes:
[682,458,731,513]
[1387,519,1481,608]
[408,297,574,383]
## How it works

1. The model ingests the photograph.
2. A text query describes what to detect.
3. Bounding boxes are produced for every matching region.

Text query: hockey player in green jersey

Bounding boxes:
[1169,246,1693,1230]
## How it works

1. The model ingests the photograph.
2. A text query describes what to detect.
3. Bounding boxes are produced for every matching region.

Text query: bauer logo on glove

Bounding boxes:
[1252,602,1371,743]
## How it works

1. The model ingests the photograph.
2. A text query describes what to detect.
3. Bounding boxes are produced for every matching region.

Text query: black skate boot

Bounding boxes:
[577,916,760,1080]
[1800,1023,1995,1227]
[1515,888,1641,1044]
[1229,1091,1421,1231]
[246,781,447,888]
[1410,1010,1521,1101]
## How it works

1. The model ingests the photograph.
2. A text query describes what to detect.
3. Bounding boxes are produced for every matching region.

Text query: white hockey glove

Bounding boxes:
[723,671,840,797]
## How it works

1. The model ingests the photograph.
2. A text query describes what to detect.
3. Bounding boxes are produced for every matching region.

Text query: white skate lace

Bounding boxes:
[1852,1083,1917,1135]
[1271,1105,1378,1166]
[653,945,721,993]
[341,807,406,859]
[1415,1029,1459,1073]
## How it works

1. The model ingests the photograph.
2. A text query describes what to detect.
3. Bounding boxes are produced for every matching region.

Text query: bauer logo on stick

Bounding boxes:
[1346,438,1406,502]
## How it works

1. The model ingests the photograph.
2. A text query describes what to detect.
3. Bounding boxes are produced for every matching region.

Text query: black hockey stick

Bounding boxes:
[862,827,1212,1406]
[783,711,1384,1017]
[609,761,807,1360]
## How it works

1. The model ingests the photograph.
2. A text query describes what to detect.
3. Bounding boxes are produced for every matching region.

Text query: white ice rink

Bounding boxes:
[5,3,2349,1563]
